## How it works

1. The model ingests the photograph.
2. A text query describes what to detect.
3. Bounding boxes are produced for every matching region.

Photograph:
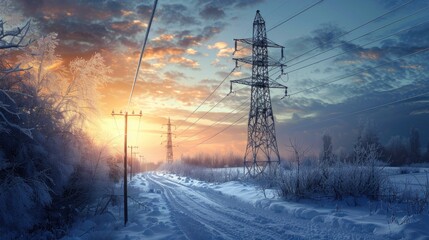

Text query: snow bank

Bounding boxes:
[165,172,429,239]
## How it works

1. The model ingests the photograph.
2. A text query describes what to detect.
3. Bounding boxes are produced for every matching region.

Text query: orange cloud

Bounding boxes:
[208,41,234,57]
[208,41,228,49]
[169,56,200,69]
[153,34,175,42]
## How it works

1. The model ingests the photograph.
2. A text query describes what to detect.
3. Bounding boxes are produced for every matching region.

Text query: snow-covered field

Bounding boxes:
[61,169,429,240]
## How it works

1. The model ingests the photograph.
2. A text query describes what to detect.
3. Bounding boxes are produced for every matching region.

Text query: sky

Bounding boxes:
[4,0,429,162]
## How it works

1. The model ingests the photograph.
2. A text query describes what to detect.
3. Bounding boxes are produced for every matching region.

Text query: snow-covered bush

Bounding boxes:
[161,161,241,183]
[277,143,387,200]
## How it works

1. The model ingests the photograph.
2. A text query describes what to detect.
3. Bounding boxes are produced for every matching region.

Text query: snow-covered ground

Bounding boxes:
[61,170,429,240]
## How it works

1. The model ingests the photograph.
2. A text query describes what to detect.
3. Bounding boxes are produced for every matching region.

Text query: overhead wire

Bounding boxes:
[267,0,324,33]
[128,0,158,106]
[285,0,416,64]
[286,88,429,131]
[177,86,248,137]
[195,113,248,146]
[286,6,429,71]
[288,46,429,97]
[286,19,429,74]
[176,66,238,131]
[177,96,250,145]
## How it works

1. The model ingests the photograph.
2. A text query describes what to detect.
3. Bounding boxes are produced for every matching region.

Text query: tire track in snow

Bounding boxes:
[146,173,383,240]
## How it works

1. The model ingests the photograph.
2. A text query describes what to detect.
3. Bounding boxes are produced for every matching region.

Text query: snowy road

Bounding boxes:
[146,173,382,240]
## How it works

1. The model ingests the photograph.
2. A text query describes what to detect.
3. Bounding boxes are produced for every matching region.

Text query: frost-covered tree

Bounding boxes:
[409,128,421,163]
[353,119,384,162]
[1,25,112,238]
[320,133,335,165]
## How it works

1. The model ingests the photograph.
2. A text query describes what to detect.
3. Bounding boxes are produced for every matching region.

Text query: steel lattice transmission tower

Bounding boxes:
[230,10,287,177]
[163,117,174,164]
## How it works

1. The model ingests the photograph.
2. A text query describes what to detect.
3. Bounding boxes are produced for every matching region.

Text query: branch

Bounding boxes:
[0,20,32,50]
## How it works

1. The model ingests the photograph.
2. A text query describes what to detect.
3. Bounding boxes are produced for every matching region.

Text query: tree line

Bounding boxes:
[321,121,429,166]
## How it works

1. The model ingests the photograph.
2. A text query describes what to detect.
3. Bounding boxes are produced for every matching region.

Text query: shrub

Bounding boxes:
[277,143,388,200]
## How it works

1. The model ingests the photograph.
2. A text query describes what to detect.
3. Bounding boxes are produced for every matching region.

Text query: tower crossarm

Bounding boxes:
[230,78,288,96]
[234,38,284,48]
[233,56,285,66]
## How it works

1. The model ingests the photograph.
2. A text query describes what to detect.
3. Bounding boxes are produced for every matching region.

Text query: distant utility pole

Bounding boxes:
[132,151,139,175]
[139,155,145,172]
[128,146,138,180]
[162,117,175,164]
[230,10,287,177]
[111,110,142,226]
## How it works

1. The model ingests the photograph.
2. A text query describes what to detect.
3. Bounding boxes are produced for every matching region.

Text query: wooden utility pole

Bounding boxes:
[111,110,142,226]
[139,155,145,172]
[128,146,138,180]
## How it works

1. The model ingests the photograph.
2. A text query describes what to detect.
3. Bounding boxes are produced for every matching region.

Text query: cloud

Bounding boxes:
[208,42,228,49]
[186,48,198,55]
[170,56,200,69]
[175,23,225,48]
[208,42,234,57]
[158,3,198,26]
[153,34,175,42]
[199,5,225,20]
[196,0,265,9]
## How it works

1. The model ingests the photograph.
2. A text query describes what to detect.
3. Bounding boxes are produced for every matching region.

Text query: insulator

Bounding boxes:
[235,40,237,51]
[132,110,135,114]
[111,110,114,114]
[281,47,284,59]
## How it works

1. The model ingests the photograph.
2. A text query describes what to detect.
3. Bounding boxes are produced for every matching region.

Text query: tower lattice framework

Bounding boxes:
[165,117,174,163]
[231,10,287,177]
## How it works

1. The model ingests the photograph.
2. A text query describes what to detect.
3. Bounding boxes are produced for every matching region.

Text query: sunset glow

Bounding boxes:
[4,0,429,163]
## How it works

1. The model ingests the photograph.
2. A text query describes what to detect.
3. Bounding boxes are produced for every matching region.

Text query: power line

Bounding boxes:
[286,19,429,74]
[195,112,247,146]
[285,0,415,64]
[176,66,238,131]
[286,5,429,71]
[177,96,250,145]
[177,85,249,137]
[178,92,229,136]
[267,0,324,33]
[287,88,429,131]
[288,46,429,97]
[128,0,158,106]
